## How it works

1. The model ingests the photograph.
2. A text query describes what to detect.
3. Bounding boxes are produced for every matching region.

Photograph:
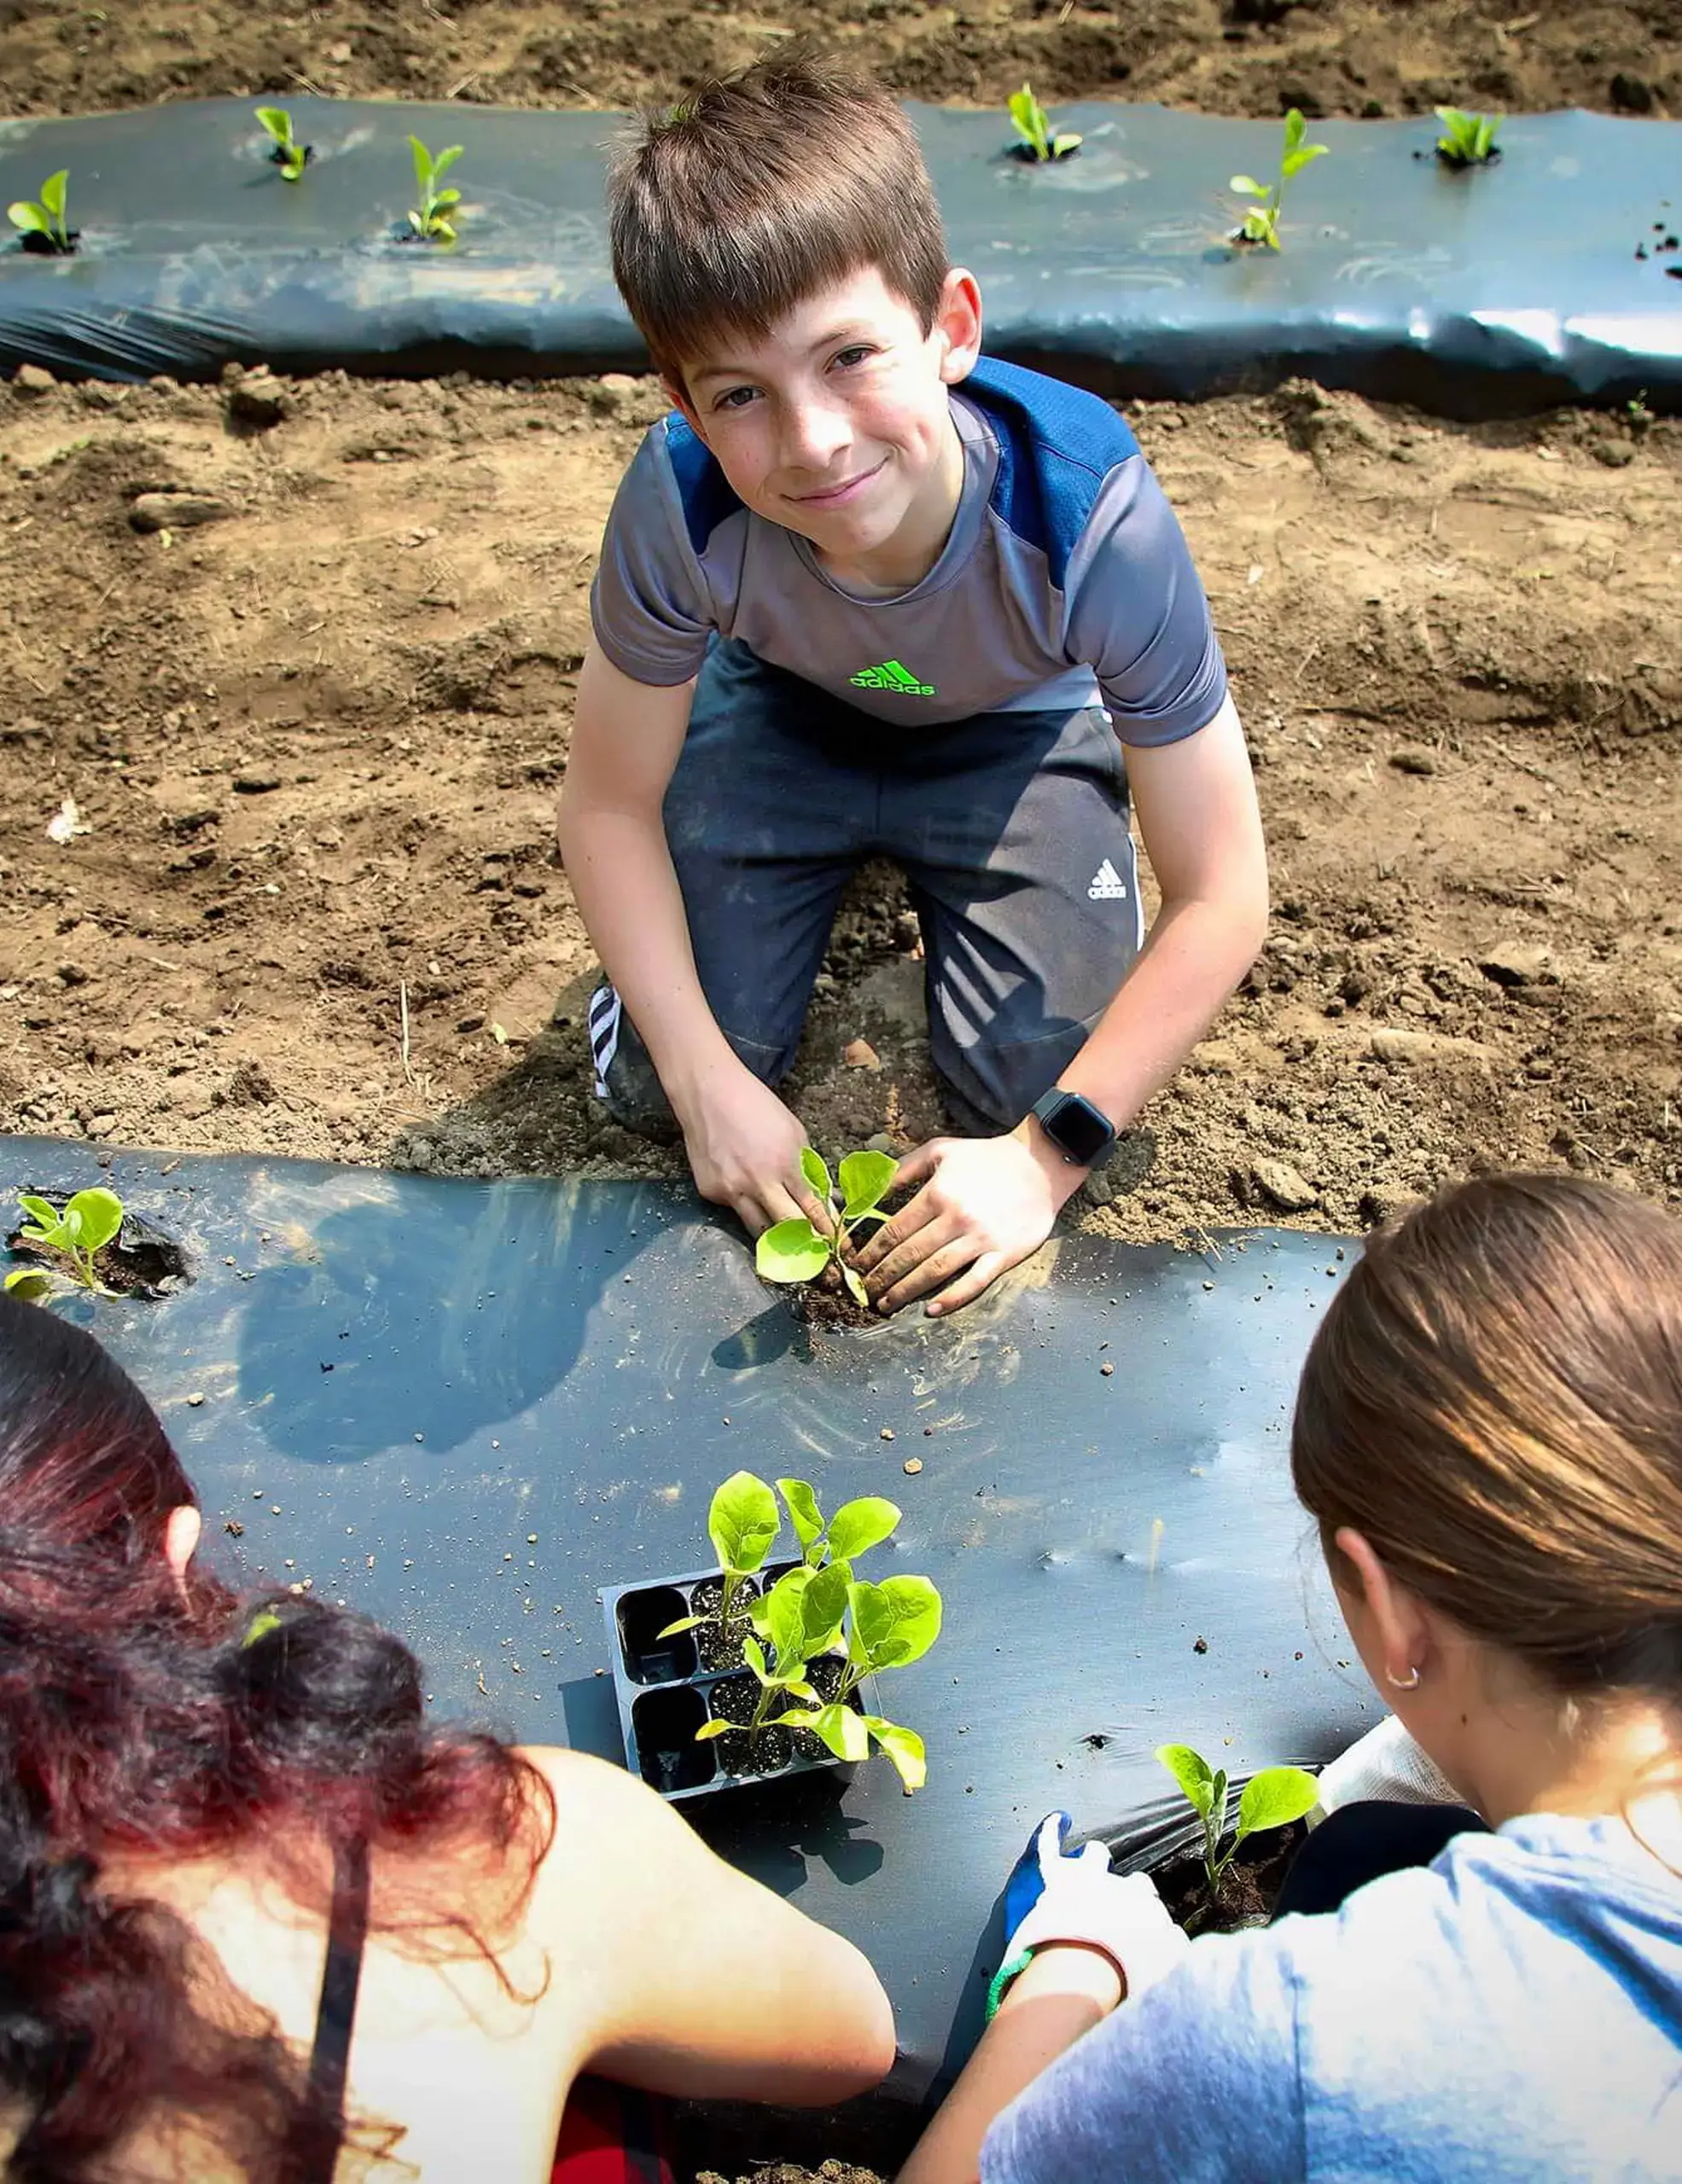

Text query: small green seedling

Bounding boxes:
[5,1187,124,1296]
[775,1478,901,1570]
[7,170,72,253]
[657,1468,940,1792]
[1435,107,1502,167]
[1156,1742,1318,1910]
[407,136,463,242]
[1008,83,1082,163]
[1230,108,1329,250]
[772,1571,943,1792]
[756,1147,898,1308]
[657,1470,779,1642]
[255,106,310,183]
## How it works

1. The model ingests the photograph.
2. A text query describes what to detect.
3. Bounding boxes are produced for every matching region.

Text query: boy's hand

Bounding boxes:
[676,1068,830,1238]
[850,1124,1082,1316]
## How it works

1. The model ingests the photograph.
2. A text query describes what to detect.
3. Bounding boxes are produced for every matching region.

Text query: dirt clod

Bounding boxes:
[1251,1159,1319,1213]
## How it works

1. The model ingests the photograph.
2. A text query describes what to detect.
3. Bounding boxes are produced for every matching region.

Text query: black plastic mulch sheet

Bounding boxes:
[1,99,1679,410]
[2,1137,1373,2155]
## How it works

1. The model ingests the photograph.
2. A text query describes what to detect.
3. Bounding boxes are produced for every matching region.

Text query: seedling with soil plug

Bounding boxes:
[1230,108,1328,250]
[757,1147,898,1308]
[1008,84,1082,163]
[5,1187,125,1298]
[1155,1741,1318,1925]
[255,106,311,182]
[1435,106,1502,167]
[7,170,73,254]
[407,136,463,242]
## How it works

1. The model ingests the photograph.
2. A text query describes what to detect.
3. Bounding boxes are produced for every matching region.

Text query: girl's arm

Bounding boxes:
[524,1746,895,2105]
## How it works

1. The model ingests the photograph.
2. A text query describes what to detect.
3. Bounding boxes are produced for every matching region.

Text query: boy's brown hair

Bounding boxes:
[607,46,950,385]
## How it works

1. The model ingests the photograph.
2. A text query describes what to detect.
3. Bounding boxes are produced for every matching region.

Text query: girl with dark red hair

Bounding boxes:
[0,1293,893,2181]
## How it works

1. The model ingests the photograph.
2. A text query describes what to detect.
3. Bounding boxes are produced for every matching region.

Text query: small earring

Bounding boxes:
[1387,1665,1421,1691]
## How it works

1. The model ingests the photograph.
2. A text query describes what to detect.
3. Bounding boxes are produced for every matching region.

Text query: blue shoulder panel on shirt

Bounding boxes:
[662,414,742,557]
[964,356,1140,590]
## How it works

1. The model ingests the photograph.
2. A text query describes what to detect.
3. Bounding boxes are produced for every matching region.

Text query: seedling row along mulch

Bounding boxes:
[2,98,1678,410]
[3,1135,1370,2162]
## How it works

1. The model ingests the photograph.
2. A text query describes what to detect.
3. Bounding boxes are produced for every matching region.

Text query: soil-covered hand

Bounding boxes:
[676,1066,829,1239]
[992,1812,1189,2014]
[849,1124,1080,1316]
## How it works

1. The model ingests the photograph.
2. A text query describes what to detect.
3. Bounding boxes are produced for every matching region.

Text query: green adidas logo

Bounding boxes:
[849,658,936,696]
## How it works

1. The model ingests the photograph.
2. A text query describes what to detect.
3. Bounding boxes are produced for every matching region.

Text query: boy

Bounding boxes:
[557,49,1267,1317]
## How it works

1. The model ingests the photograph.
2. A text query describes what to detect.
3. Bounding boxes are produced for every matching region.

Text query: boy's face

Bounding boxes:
[669,265,983,583]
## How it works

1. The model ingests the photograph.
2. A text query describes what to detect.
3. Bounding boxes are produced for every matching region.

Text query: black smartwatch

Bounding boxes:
[1029,1087,1117,1168]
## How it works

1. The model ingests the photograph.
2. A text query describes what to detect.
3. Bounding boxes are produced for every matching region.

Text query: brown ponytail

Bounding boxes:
[1291,1174,1682,1702]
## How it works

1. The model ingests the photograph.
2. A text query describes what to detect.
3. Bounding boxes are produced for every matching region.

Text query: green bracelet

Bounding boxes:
[985,1946,1035,2023]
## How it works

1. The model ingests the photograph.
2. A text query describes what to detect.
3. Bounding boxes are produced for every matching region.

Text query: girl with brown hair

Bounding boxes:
[907,1173,1682,2182]
[0,1292,893,2180]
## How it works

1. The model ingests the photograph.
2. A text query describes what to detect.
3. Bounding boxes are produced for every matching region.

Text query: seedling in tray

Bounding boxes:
[629,1469,940,1794]
[1435,106,1502,167]
[255,106,311,182]
[407,136,464,242]
[4,1187,125,1298]
[757,1147,897,1308]
[7,170,73,254]
[1007,83,1082,164]
[1155,1741,1318,1927]
[1230,108,1328,251]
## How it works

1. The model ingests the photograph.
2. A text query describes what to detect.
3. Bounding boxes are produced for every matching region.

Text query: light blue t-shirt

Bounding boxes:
[982,1815,1682,2183]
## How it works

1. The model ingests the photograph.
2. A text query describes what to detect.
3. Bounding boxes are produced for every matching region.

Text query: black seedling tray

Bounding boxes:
[599,1561,874,1804]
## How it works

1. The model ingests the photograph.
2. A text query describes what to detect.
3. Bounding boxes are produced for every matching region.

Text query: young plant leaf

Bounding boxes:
[1229,174,1267,197]
[1008,86,1046,158]
[1283,107,1307,154]
[695,1717,732,1741]
[8,202,51,237]
[742,1634,771,1685]
[66,1188,122,1256]
[848,1575,943,1671]
[1051,132,1084,159]
[865,1716,927,1792]
[16,1195,61,1232]
[410,135,433,197]
[838,1150,897,1219]
[1155,1742,1216,1819]
[756,1217,831,1285]
[1281,143,1328,179]
[3,1267,54,1300]
[39,171,67,224]
[757,1574,808,1672]
[654,1612,707,1640]
[796,1558,851,1656]
[777,1477,826,1560]
[826,1496,900,1565]
[707,1470,780,1577]
[795,1701,870,1763]
[1234,1764,1320,1846]
[432,145,463,182]
[841,1262,870,1308]
[254,106,291,142]
[800,1146,833,1201]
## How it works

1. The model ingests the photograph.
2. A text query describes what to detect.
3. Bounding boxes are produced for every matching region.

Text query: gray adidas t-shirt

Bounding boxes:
[981,1815,1682,2183]
[591,356,1227,746]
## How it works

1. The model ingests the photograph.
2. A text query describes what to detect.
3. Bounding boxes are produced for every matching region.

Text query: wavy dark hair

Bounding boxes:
[0,1293,555,2180]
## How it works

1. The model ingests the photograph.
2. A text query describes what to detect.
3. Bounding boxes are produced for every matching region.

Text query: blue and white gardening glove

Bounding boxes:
[987,1811,1190,2019]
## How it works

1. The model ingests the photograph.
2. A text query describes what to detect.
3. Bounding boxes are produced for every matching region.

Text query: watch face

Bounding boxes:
[1046,1094,1113,1165]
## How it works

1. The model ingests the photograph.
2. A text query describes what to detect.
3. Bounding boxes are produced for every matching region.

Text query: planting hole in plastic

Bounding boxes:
[617,1584,697,1684]
[631,1685,716,1795]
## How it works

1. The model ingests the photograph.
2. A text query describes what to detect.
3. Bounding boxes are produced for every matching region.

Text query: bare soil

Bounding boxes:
[1,0,1679,1251]
[3,365,1679,1240]
[2,2,1677,123]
